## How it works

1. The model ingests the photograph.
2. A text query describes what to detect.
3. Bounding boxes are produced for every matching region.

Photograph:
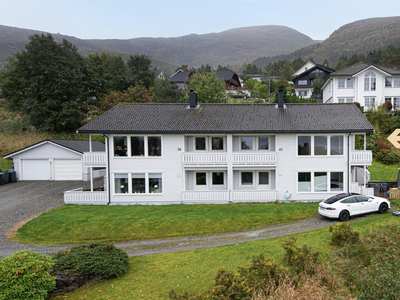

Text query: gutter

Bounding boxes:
[347,133,351,194]
[104,134,111,205]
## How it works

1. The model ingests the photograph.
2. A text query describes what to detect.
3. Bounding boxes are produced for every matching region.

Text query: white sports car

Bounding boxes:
[318,193,390,221]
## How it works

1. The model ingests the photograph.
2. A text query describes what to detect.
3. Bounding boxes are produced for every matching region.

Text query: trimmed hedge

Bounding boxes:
[53,242,129,279]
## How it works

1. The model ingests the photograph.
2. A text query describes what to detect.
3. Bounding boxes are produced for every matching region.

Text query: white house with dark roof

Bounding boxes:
[3,139,105,181]
[64,92,374,205]
[322,61,400,109]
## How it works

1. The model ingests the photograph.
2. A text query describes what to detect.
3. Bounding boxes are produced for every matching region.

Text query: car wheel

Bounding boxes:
[379,203,389,214]
[339,210,350,222]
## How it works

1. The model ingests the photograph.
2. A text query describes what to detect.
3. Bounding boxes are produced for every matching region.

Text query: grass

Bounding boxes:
[12,202,319,245]
[369,159,399,181]
[54,210,400,300]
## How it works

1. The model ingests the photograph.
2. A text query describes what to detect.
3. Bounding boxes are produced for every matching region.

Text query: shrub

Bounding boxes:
[53,242,129,279]
[381,151,400,165]
[0,249,56,300]
[329,223,360,247]
[282,237,319,274]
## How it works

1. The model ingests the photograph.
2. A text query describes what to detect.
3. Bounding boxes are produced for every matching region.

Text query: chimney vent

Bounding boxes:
[368,52,373,65]
[189,90,198,108]
[278,90,285,108]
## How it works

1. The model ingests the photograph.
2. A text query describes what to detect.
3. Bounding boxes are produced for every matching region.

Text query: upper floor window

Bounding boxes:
[338,78,353,89]
[195,137,206,150]
[258,137,269,150]
[241,137,253,150]
[385,77,392,87]
[114,135,162,158]
[298,135,343,156]
[338,79,345,88]
[385,77,400,88]
[394,78,400,87]
[347,78,354,88]
[298,80,307,86]
[299,91,308,97]
[212,137,224,150]
[364,71,376,91]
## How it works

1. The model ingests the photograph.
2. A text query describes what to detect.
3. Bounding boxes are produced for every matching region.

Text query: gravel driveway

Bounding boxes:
[0,181,339,258]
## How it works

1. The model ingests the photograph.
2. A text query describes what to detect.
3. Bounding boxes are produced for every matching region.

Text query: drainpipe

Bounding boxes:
[104,135,111,205]
[347,133,351,194]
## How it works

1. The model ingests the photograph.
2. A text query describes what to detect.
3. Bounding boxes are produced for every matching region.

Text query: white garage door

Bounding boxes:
[54,159,82,181]
[22,159,51,180]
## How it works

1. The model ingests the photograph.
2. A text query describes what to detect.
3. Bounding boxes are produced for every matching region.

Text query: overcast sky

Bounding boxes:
[0,0,399,41]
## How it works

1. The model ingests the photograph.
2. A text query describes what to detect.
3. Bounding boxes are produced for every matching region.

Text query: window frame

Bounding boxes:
[113,135,163,158]
[113,172,164,195]
[364,71,376,91]
[365,97,375,107]
[297,134,344,157]
[297,171,344,193]
[298,80,307,86]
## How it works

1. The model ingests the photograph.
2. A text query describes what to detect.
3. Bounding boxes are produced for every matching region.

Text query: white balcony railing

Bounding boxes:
[182,190,276,203]
[350,150,372,165]
[350,182,374,196]
[64,189,108,205]
[183,153,227,165]
[233,153,277,165]
[83,152,107,166]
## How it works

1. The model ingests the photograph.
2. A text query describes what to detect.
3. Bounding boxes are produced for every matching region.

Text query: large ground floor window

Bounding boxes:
[114,172,163,194]
[298,171,343,193]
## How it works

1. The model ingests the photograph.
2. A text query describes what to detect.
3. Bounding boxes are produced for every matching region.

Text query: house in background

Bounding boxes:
[292,61,316,77]
[3,139,105,181]
[64,92,374,205]
[154,70,166,80]
[322,57,400,109]
[292,64,335,99]
[169,69,194,91]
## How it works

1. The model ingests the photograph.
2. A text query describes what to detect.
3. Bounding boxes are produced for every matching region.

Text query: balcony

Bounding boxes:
[83,152,107,166]
[183,153,227,166]
[233,153,276,166]
[182,190,276,203]
[64,188,108,205]
[350,150,372,165]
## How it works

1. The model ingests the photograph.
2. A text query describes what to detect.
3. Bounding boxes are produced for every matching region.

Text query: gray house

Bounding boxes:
[65,92,374,205]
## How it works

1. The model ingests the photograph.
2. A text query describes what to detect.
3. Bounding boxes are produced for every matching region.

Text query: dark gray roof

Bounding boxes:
[292,64,335,81]
[215,69,236,81]
[50,139,105,153]
[77,103,374,134]
[169,70,192,83]
[3,139,105,158]
[331,62,400,76]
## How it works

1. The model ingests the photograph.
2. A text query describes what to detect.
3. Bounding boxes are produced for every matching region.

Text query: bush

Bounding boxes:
[0,249,56,300]
[330,223,360,247]
[53,242,129,279]
[282,237,319,274]
[381,152,400,165]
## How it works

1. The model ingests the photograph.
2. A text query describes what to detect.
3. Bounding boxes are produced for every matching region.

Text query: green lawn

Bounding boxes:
[55,211,400,300]
[12,202,319,245]
[369,159,399,181]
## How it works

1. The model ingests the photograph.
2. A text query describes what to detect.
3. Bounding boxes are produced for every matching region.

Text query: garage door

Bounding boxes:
[54,159,82,181]
[22,159,51,180]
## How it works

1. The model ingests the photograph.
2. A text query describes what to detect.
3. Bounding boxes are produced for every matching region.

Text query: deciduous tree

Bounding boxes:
[186,72,226,103]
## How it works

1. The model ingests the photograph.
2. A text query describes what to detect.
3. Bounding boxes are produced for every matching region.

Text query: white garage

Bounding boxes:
[3,139,105,181]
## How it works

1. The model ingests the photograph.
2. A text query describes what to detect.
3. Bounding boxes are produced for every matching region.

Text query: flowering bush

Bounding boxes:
[330,223,360,247]
[282,237,319,274]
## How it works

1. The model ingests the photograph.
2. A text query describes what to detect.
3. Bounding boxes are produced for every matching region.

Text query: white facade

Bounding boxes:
[292,61,316,77]
[70,131,372,205]
[323,65,400,108]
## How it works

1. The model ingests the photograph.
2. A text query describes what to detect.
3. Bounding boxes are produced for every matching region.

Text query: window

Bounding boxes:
[394,78,400,87]
[148,136,161,156]
[314,136,327,155]
[212,172,224,185]
[394,97,400,108]
[132,173,145,193]
[131,136,144,156]
[114,137,127,157]
[258,137,269,150]
[347,78,354,88]
[298,80,307,85]
[115,173,128,193]
[338,79,345,88]
[298,172,311,192]
[196,173,207,185]
[259,172,269,185]
[330,136,343,155]
[365,97,375,107]
[298,172,344,193]
[364,71,376,91]
[346,98,353,103]
[298,136,311,155]
[385,77,392,87]
[338,98,345,103]
[241,137,253,150]
[299,91,308,97]
[195,137,206,150]
[149,173,162,193]
[212,137,224,150]
[241,172,253,185]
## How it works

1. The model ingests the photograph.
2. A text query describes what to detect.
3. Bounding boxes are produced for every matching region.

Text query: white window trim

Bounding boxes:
[239,137,254,151]
[194,172,208,190]
[112,135,163,159]
[297,171,345,193]
[194,137,207,152]
[113,172,164,195]
[211,171,226,188]
[297,134,345,157]
[240,171,254,188]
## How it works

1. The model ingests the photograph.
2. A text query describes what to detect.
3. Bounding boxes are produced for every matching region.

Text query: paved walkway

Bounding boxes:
[0,181,338,258]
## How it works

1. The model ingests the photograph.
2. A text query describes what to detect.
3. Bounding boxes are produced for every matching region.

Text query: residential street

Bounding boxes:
[0,181,338,258]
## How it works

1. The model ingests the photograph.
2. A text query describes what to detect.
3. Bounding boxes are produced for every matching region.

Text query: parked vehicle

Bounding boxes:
[318,193,390,221]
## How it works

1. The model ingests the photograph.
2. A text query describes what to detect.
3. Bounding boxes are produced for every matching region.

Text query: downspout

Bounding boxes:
[104,134,111,205]
[347,133,351,194]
